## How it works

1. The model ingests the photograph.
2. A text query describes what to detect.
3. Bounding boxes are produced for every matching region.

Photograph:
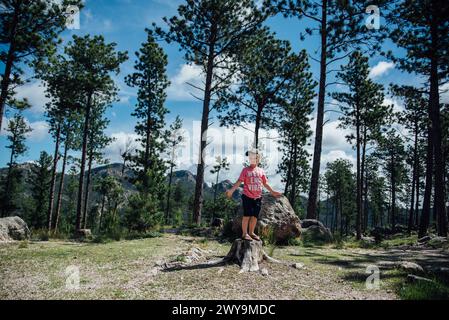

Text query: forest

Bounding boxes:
[0,0,448,301]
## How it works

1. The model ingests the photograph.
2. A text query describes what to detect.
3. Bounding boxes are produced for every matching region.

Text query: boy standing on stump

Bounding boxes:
[225,149,282,241]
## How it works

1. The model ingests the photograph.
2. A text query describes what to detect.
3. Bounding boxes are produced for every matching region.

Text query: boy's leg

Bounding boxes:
[242,216,250,237]
[249,197,261,239]
[249,216,257,235]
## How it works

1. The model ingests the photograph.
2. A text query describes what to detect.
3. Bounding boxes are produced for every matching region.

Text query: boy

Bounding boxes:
[225,149,282,241]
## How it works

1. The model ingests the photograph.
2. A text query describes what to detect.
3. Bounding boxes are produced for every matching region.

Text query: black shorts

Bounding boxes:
[241,194,262,218]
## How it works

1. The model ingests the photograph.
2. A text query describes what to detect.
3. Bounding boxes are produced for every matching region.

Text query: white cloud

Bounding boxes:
[1,117,49,142]
[320,150,356,172]
[369,61,395,79]
[383,97,403,113]
[15,80,49,114]
[102,131,139,163]
[167,63,204,101]
[440,82,449,104]
[27,120,50,142]
[307,117,353,154]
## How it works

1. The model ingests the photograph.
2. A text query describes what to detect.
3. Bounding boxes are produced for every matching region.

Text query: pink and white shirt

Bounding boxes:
[238,166,267,199]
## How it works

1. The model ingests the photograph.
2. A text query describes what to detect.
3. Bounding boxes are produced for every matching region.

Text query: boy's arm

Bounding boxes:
[263,182,282,198]
[225,180,242,199]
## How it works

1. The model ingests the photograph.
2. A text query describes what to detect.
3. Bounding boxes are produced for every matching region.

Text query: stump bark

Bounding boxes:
[222,238,282,272]
[160,238,287,273]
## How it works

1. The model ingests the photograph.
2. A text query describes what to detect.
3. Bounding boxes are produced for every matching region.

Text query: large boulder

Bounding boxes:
[300,219,333,243]
[230,194,302,244]
[0,216,30,242]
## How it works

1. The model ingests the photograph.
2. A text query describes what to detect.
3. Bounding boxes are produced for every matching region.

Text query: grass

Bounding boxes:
[398,279,449,300]
[1,232,447,300]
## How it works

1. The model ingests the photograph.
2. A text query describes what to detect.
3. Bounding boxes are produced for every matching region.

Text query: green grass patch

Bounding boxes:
[398,279,449,300]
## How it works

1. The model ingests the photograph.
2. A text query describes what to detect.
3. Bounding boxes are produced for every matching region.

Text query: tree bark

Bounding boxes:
[307,0,327,219]
[0,4,19,132]
[408,127,419,234]
[192,26,216,225]
[76,92,92,231]
[355,105,362,240]
[391,156,396,230]
[419,104,434,238]
[429,6,447,236]
[47,125,61,230]
[53,133,69,232]
[82,150,94,229]
[165,163,174,224]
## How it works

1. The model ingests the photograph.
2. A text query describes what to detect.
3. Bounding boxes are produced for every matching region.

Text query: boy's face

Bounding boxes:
[248,153,259,167]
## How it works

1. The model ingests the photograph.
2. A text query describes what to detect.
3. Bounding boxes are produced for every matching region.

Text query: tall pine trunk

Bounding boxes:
[419,118,433,238]
[307,0,327,219]
[429,6,447,236]
[391,156,396,229]
[361,127,368,232]
[165,163,174,224]
[47,125,61,230]
[192,27,216,225]
[408,127,419,234]
[76,92,92,231]
[53,134,69,232]
[355,105,362,240]
[2,143,16,217]
[0,5,19,132]
[82,150,94,229]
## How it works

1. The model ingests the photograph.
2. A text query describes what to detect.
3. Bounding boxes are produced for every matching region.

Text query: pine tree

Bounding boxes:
[387,0,449,236]
[1,112,31,216]
[53,112,81,232]
[391,85,428,233]
[269,0,389,219]
[61,35,127,233]
[28,151,52,229]
[125,31,169,230]
[0,0,84,131]
[210,156,230,220]
[373,130,407,230]
[324,159,355,236]
[332,51,392,239]
[277,50,316,210]
[153,0,268,224]
[165,116,185,224]
[217,29,309,150]
[82,101,113,229]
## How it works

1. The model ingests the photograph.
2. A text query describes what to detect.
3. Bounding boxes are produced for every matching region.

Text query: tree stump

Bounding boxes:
[222,238,282,272]
[159,238,288,274]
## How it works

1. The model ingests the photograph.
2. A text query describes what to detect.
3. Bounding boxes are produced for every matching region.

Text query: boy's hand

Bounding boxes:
[271,191,282,198]
[225,190,233,199]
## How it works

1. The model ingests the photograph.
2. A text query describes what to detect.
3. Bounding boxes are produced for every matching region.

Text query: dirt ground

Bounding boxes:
[1,233,448,300]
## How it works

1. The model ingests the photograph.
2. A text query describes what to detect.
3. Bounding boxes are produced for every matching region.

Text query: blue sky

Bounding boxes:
[0,0,429,190]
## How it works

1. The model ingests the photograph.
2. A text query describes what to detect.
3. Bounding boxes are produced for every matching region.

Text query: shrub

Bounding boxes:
[123,193,163,232]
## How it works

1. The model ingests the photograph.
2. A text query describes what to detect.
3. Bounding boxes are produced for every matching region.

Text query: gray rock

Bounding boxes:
[231,194,302,244]
[399,261,424,274]
[301,219,323,229]
[301,220,333,243]
[0,216,30,242]
[292,262,305,269]
[361,236,376,244]
[406,274,434,283]
[417,235,432,243]
[74,229,92,239]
